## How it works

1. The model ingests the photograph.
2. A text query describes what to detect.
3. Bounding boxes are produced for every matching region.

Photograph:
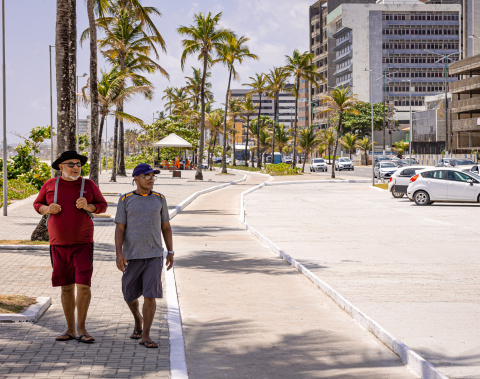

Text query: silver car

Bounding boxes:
[335,157,354,171]
[310,158,328,172]
[374,162,398,178]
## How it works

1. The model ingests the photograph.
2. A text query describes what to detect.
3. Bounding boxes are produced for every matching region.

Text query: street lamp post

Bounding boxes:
[365,69,375,186]
[76,73,87,152]
[49,45,55,177]
[152,113,159,167]
[401,79,413,166]
[2,0,6,216]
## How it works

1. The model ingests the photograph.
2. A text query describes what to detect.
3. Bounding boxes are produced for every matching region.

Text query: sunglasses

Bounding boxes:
[62,162,82,168]
[139,174,157,180]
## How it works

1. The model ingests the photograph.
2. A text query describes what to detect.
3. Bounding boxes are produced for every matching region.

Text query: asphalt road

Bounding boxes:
[245,182,480,379]
[300,163,375,179]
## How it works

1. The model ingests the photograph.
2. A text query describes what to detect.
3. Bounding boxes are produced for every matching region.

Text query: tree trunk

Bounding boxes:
[110,116,118,182]
[195,56,207,180]
[31,215,50,242]
[302,151,307,173]
[55,0,77,154]
[117,106,126,176]
[244,115,250,167]
[331,113,343,179]
[87,0,99,185]
[221,69,233,174]
[256,93,262,168]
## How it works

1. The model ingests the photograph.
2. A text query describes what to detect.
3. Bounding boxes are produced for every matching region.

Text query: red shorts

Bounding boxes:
[50,243,94,287]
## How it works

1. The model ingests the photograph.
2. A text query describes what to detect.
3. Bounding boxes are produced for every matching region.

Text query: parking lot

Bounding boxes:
[302,163,375,179]
[244,182,480,378]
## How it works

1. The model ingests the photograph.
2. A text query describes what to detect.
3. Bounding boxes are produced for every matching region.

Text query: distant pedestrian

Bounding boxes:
[34,150,108,344]
[114,163,174,348]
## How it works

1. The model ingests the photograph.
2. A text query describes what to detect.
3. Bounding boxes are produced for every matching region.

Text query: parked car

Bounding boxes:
[446,158,476,171]
[402,157,418,165]
[389,156,403,167]
[388,166,433,198]
[283,155,293,164]
[374,162,398,178]
[469,164,480,175]
[407,167,480,205]
[335,157,354,171]
[436,158,454,167]
[310,158,328,172]
[374,156,392,164]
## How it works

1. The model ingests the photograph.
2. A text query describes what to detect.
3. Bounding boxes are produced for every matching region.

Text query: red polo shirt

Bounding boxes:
[33,177,108,245]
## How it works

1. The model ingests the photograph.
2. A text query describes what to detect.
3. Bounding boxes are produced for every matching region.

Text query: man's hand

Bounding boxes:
[166,253,174,271]
[76,197,88,210]
[116,252,128,272]
[47,203,62,214]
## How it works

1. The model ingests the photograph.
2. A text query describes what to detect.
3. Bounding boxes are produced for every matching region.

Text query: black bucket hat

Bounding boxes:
[52,150,88,170]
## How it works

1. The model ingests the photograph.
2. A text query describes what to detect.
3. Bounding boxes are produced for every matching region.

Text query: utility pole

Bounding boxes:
[382,70,386,155]
[444,48,449,155]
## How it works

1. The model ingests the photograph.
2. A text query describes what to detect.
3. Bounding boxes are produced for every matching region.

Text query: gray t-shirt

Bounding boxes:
[115,190,170,260]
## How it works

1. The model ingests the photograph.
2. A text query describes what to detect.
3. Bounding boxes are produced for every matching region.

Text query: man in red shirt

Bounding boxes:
[34,151,108,344]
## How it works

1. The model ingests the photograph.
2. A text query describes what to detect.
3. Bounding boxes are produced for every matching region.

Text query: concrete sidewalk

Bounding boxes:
[173,173,415,378]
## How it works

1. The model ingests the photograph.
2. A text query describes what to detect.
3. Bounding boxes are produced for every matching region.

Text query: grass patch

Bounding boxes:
[0,177,38,207]
[0,295,37,314]
[212,164,263,172]
[374,183,389,190]
[0,240,49,245]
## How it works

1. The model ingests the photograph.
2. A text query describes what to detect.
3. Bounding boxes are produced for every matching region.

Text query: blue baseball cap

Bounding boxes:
[132,163,160,177]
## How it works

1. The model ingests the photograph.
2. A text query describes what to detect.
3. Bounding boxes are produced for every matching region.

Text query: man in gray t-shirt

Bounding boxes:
[114,163,174,349]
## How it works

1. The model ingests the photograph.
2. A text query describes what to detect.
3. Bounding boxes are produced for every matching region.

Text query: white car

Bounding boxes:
[310,158,328,172]
[335,157,354,171]
[407,167,480,205]
[388,166,433,198]
[374,162,398,179]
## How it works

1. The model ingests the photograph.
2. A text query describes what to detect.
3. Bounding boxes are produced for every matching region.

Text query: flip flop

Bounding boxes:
[139,340,158,348]
[55,333,76,342]
[130,329,143,340]
[77,334,95,344]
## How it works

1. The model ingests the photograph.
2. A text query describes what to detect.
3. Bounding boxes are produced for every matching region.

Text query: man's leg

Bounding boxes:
[59,284,76,338]
[127,299,144,334]
[76,283,94,342]
[141,297,157,347]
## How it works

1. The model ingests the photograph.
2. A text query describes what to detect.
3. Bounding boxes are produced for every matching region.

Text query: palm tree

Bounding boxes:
[244,73,268,168]
[184,67,213,110]
[266,67,289,163]
[356,137,373,166]
[320,86,360,178]
[316,144,326,158]
[392,141,409,158]
[284,49,324,169]
[216,35,258,173]
[55,0,77,153]
[88,2,168,176]
[178,12,233,180]
[340,132,358,160]
[319,127,336,164]
[205,109,224,169]
[258,127,271,167]
[298,125,321,173]
[240,95,257,167]
[274,124,292,156]
[227,98,243,166]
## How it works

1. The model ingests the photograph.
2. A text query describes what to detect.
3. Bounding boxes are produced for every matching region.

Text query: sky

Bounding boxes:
[3,0,312,144]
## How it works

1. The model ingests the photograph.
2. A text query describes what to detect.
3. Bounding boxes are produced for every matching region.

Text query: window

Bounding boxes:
[422,170,445,179]
[447,171,472,182]
[400,168,416,177]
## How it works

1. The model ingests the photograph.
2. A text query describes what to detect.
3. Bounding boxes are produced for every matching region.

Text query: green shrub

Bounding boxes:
[265,163,301,176]
[0,177,38,207]
[212,164,262,172]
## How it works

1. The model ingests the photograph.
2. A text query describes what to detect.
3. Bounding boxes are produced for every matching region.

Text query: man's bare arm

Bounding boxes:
[161,221,174,270]
[115,223,127,272]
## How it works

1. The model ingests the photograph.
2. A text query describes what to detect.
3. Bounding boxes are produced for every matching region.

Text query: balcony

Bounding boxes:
[451,97,480,114]
[452,118,480,132]
[449,54,480,76]
[449,76,480,94]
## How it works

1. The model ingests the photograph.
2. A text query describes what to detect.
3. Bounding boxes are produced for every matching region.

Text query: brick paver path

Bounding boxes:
[0,168,243,379]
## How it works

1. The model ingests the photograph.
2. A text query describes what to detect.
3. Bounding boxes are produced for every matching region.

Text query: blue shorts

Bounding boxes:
[121,256,163,304]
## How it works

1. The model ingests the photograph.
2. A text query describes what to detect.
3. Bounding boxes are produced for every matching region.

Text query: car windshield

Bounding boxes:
[380,163,396,168]
[312,159,324,163]
[455,159,475,165]
[468,172,480,181]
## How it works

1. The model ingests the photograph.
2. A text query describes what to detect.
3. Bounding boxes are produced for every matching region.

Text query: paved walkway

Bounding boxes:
[0,168,243,379]
[173,174,415,378]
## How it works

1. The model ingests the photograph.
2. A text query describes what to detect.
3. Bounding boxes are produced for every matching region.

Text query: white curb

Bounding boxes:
[166,174,247,379]
[0,244,50,251]
[240,181,447,379]
[0,297,51,323]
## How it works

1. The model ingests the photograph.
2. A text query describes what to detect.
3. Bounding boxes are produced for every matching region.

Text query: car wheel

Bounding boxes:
[391,189,404,198]
[414,190,430,206]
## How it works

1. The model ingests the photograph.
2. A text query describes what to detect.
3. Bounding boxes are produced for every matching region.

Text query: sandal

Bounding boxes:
[77,334,95,344]
[139,340,158,348]
[130,329,143,340]
[55,333,76,342]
